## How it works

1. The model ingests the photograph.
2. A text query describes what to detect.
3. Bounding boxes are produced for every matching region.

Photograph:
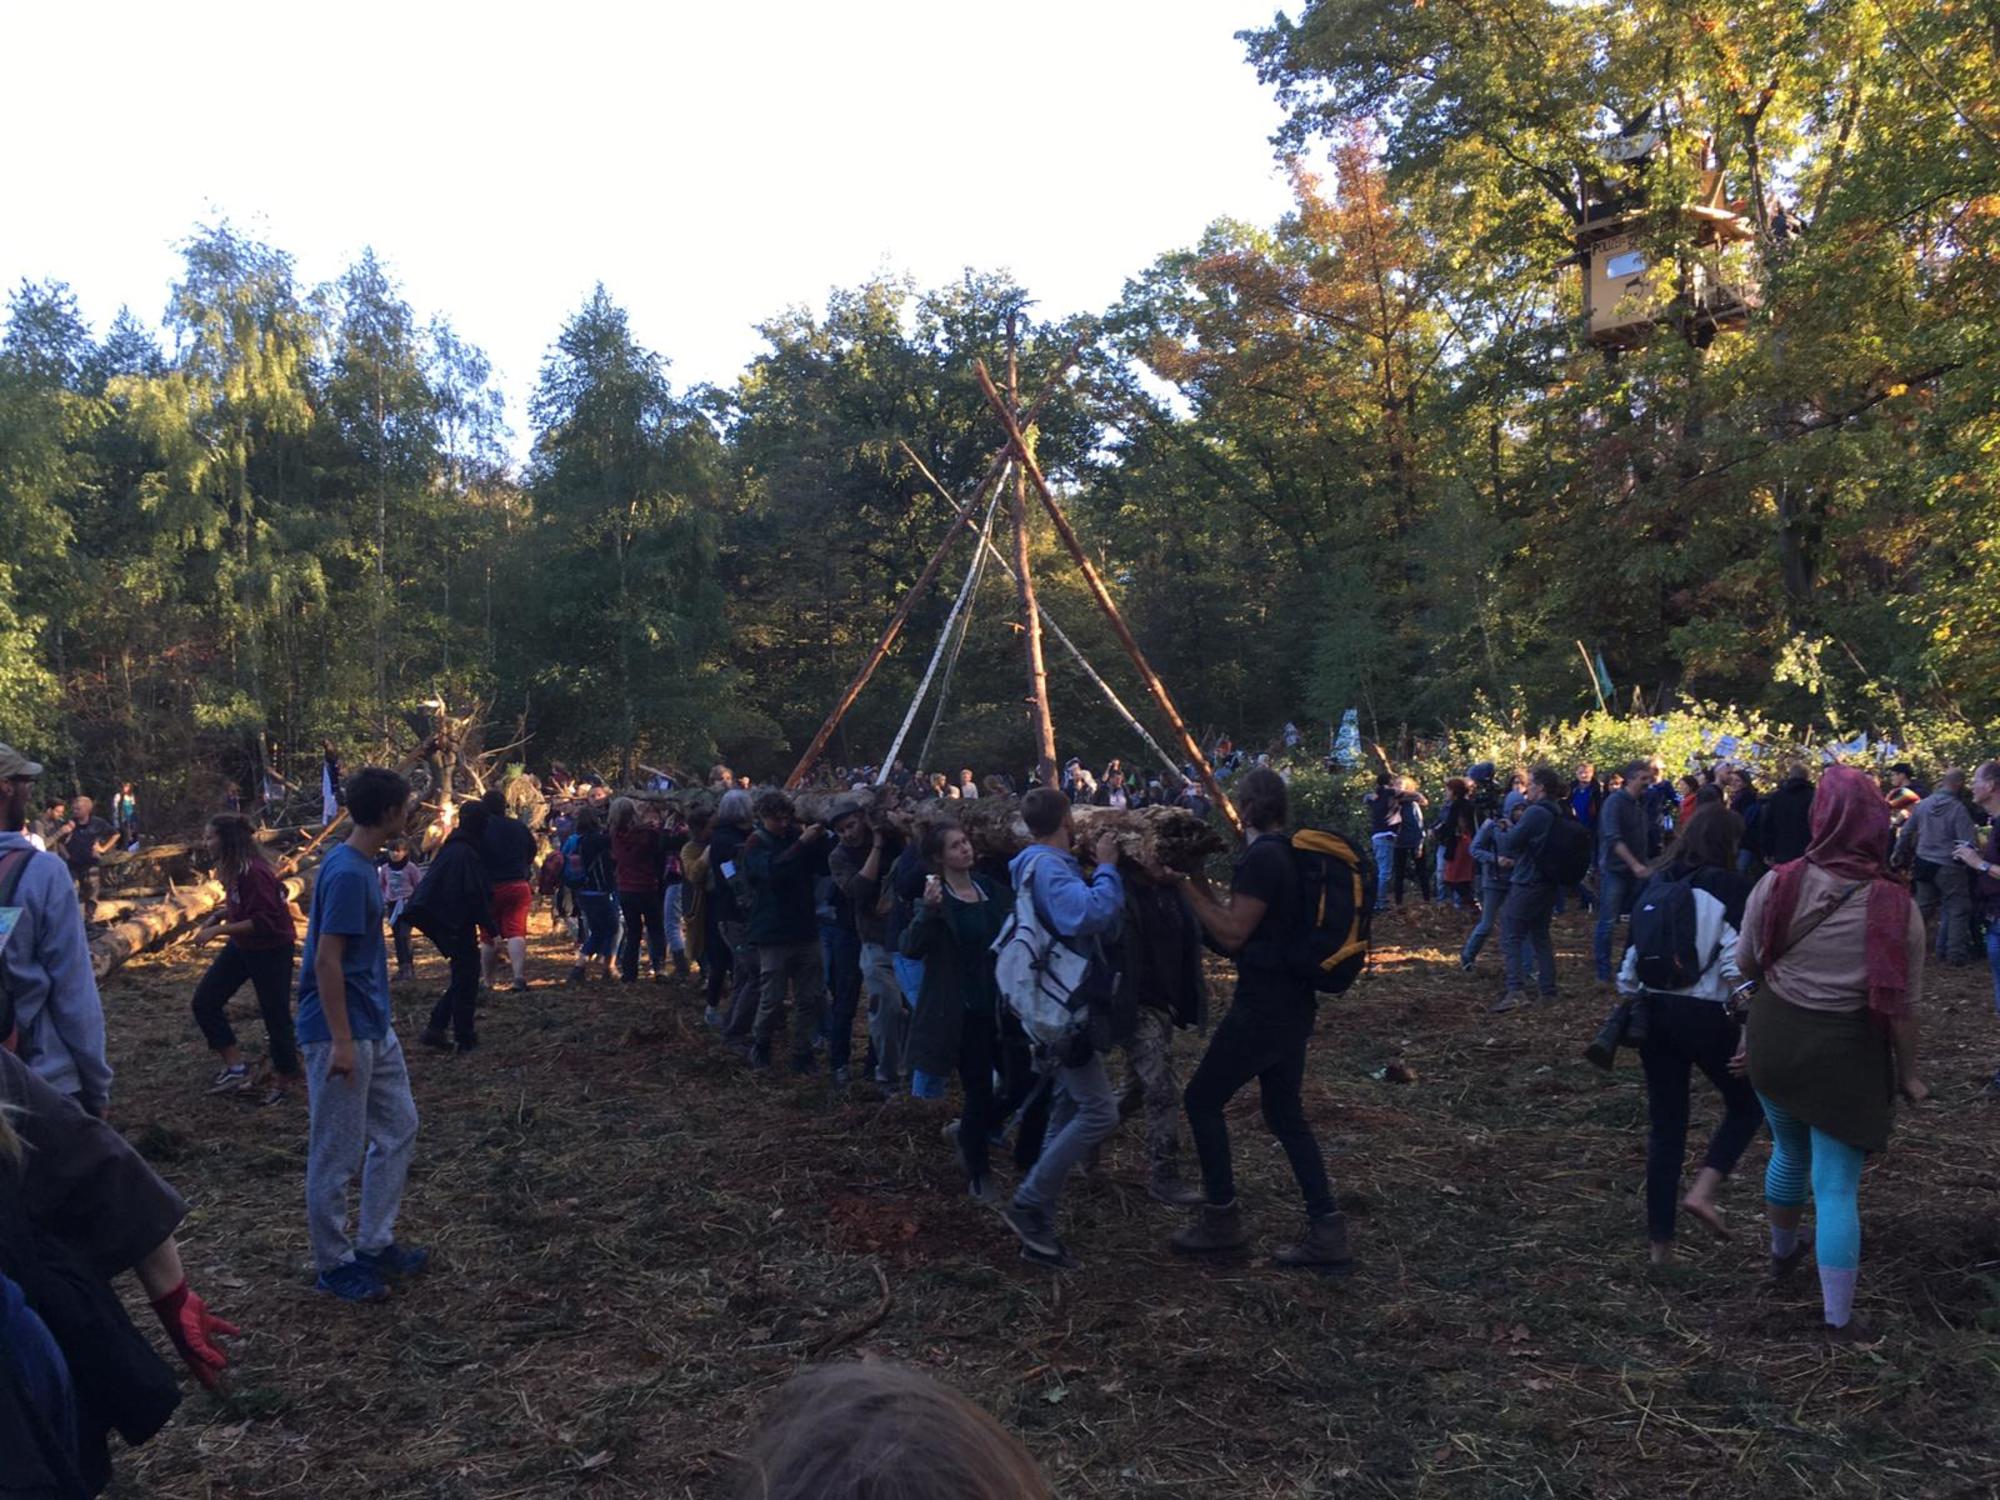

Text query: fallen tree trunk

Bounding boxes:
[90,859,323,980]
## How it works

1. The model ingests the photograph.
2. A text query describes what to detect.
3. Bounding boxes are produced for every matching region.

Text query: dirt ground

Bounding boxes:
[99,902,2000,1499]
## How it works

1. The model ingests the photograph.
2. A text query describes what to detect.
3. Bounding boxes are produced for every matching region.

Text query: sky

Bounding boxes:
[1,1,1301,456]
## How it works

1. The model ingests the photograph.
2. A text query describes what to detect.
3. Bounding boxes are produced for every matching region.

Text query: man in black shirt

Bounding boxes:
[1167,768,1352,1272]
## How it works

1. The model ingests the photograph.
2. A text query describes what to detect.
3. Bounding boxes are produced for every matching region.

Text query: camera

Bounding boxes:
[1583,996,1650,1069]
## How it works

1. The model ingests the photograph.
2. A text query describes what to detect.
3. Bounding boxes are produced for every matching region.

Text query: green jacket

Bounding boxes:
[900,874,1014,1078]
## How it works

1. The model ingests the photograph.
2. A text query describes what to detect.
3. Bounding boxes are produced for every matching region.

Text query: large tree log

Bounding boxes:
[90,859,323,980]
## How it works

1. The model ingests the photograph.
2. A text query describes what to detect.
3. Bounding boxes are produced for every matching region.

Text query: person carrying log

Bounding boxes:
[189,813,300,1107]
[0,744,112,1120]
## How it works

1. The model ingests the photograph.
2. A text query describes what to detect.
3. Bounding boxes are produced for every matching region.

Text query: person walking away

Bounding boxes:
[1736,764,1926,1339]
[1364,774,1396,912]
[998,789,1125,1266]
[744,792,833,1072]
[1169,767,1353,1271]
[1438,778,1479,910]
[1391,777,1428,906]
[61,796,117,914]
[1596,761,1654,984]
[830,811,910,1090]
[560,806,616,984]
[476,789,537,992]
[1951,760,2000,1091]
[1613,808,1760,1263]
[410,800,494,1054]
[902,822,1015,1199]
[1116,867,1208,1205]
[190,814,300,1106]
[608,797,666,983]
[0,746,112,1117]
[709,790,758,1035]
[296,767,428,1302]
[1756,762,1816,868]
[1895,767,1977,965]
[380,838,422,982]
[1494,767,1567,1013]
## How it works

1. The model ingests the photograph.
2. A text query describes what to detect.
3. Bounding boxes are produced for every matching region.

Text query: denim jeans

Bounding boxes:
[576,891,617,961]
[1985,928,2000,1022]
[1370,833,1395,910]
[1637,994,1762,1243]
[1916,859,1973,963]
[1595,865,1635,982]
[1461,883,1506,964]
[1501,883,1558,996]
[1013,1053,1118,1218]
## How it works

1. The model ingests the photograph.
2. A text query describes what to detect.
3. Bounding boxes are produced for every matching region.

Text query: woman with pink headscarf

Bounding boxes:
[1735,765,1927,1341]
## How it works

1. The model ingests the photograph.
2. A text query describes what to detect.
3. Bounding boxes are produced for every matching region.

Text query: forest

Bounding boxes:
[2,0,1994,818]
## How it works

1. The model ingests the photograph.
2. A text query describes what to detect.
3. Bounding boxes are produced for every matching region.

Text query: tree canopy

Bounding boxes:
[4,1,1996,813]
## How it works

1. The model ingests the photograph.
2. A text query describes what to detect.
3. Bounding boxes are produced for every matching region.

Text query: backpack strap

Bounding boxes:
[0,847,33,907]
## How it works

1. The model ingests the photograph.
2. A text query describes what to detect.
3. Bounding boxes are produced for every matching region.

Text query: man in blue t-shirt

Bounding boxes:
[297,766,428,1303]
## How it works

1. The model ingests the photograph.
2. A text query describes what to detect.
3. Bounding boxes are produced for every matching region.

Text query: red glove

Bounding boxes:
[149,1278,240,1390]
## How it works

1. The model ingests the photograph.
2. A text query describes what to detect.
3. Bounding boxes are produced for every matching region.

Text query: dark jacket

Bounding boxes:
[1757,776,1816,865]
[0,1050,187,1498]
[1120,879,1206,1029]
[407,831,495,944]
[829,838,896,947]
[480,815,538,886]
[744,824,831,946]
[901,875,1014,1078]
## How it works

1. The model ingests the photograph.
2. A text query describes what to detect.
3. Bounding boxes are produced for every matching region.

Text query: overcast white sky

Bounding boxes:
[2,2,1300,453]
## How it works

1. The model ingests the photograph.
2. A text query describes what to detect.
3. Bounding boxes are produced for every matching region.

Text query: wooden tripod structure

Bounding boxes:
[785,336,1241,838]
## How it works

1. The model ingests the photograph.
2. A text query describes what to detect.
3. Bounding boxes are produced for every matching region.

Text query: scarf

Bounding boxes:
[1756,765,1913,1019]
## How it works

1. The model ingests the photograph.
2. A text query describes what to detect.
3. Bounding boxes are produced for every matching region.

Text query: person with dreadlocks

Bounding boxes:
[1735,764,1927,1341]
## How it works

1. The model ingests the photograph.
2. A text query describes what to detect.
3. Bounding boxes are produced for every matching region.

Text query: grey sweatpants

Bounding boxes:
[303,1033,420,1271]
[753,939,827,1059]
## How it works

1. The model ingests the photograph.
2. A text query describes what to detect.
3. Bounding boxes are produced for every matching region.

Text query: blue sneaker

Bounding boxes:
[354,1242,430,1281]
[315,1261,389,1302]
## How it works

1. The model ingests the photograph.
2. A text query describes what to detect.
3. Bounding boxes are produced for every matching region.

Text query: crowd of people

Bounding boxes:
[3,725,1996,1493]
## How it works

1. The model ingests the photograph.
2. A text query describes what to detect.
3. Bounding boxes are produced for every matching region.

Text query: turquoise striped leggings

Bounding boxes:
[1758,1094,1865,1271]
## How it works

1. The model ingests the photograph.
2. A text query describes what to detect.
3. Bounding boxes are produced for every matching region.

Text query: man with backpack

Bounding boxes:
[0,745,112,1116]
[1168,768,1355,1271]
[1495,766,1579,1013]
[997,787,1126,1267]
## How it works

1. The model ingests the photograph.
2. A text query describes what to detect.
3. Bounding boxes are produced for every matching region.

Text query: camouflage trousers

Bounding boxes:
[1115,1006,1185,1173]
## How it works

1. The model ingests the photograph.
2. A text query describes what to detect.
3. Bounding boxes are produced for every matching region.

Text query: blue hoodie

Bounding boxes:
[1007,842,1124,941]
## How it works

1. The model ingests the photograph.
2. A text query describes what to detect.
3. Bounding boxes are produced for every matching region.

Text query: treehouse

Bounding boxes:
[1577,135,1758,350]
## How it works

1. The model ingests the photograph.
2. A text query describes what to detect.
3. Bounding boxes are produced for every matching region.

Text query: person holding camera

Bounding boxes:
[1736,765,1926,1339]
[1611,807,1760,1264]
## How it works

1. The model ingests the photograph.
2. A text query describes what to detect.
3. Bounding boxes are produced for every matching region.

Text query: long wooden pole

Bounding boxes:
[896,441,1182,779]
[972,360,1242,837]
[1006,312,1057,774]
[785,347,1083,789]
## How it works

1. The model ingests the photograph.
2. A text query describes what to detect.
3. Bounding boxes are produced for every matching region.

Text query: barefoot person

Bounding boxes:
[297,767,428,1302]
[1614,806,1760,1262]
[1736,764,1926,1339]
[189,813,301,1106]
[1169,767,1353,1271]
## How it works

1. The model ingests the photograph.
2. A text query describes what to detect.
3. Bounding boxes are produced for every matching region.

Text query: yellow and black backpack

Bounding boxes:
[1281,826,1375,993]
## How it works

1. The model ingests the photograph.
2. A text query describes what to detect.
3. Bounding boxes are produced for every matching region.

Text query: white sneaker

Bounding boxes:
[208,1064,250,1094]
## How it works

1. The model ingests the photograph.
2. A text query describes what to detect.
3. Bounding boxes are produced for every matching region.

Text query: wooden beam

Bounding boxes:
[1006,311,1057,772]
[784,345,1083,789]
[972,360,1242,837]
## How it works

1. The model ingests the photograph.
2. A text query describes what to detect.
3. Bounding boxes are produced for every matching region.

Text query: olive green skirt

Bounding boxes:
[1746,989,1895,1154]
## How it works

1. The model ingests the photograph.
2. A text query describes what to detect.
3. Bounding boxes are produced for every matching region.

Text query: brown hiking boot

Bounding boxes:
[1274,1212,1355,1273]
[1171,1202,1249,1255]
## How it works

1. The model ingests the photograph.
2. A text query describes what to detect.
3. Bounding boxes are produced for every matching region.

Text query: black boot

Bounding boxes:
[1171,1201,1249,1255]
[1273,1212,1354,1273]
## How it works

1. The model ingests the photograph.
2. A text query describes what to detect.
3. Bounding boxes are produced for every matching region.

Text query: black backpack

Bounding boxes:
[1629,873,1710,991]
[1268,827,1375,994]
[1538,806,1595,887]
